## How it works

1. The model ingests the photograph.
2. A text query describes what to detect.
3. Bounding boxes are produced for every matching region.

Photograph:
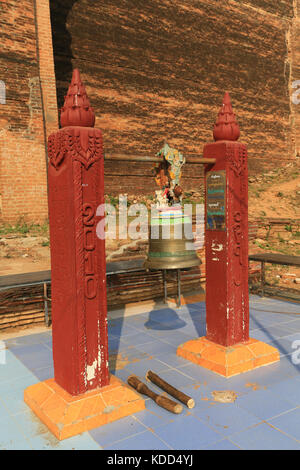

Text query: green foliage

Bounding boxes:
[0,218,49,237]
[108,196,119,208]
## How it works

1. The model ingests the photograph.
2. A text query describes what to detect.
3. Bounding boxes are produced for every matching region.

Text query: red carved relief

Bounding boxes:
[48,132,67,169]
[227,143,246,177]
[48,128,103,170]
[66,128,103,169]
[233,211,243,266]
[83,204,97,300]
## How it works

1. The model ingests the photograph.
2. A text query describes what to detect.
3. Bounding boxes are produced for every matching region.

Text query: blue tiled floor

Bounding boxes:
[0,295,300,449]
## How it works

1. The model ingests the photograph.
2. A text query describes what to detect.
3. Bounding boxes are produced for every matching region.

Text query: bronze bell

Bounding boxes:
[144,207,201,270]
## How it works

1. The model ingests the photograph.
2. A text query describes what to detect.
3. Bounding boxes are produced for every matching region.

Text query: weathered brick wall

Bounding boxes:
[50,0,298,196]
[290,0,300,159]
[0,0,58,224]
[0,1,299,222]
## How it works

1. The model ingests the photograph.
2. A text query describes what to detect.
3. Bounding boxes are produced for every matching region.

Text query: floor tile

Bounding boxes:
[104,430,171,450]
[268,407,300,442]
[10,343,53,372]
[156,331,194,347]
[0,372,38,394]
[108,322,140,337]
[269,334,300,358]
[236,388,297,420]
[156,352,191,369]
[268,377,300,407]
[135,340,177,356]
[153,414,221,450]
[51,433,102,450]
[89,416,147,447]
[205,438,242,450]
[151,368,197,389]
[32,365,54,381]
[251,325,300,344]
[4,332,51,350]
[0,388,32,416]
[2,294,300,450]
[230,422,300,450]
[0,350,35,383]
[125,357,172,376]
[133,408,174,430]
[193,402,261,437]
[281,318,300,330]
[120,332,158,347]
[0,413,31,450]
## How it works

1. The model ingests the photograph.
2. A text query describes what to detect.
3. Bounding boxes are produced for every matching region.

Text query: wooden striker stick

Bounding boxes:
[146,370,195,409]
[127,375,183,414]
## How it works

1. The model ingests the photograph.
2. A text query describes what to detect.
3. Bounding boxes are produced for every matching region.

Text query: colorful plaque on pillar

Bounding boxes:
[206,170,226,231]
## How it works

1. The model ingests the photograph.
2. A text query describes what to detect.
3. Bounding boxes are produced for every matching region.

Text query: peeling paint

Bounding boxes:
[86,359,98,381]
[212,241,224,251]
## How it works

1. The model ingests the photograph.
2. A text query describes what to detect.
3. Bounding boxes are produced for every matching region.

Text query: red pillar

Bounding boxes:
[204,92,249,347]
[24,70,144,439]
[177,93,279,377]
[47,69,109,395]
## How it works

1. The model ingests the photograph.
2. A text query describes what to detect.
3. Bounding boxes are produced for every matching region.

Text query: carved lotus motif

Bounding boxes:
[66,128,103,169]
[48,132,67,169]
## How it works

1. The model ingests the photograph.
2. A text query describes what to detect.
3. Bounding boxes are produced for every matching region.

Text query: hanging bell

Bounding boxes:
[144,206,201,270]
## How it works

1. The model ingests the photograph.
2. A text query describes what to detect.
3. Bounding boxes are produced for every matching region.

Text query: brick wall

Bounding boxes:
[0,0,58,224]
[290,0,300,159]
[0,0,299,222]
[50,0,299,197]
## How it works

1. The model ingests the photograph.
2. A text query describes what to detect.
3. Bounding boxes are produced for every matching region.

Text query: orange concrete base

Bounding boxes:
[177,336,280,377]
[24,375,145,440]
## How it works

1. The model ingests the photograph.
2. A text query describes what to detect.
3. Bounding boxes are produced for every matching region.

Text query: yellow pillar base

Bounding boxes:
[177,336,280,378]
[24,375,145,440]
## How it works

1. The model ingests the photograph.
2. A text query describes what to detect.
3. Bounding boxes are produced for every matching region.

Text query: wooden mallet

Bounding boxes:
[127,374,183,414]
[146,370,195,409]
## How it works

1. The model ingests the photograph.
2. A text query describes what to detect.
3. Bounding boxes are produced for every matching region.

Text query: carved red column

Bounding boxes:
[204,92,249,346]
[24,70,144,439]
[177,93,279,376]
[47,69,109,394]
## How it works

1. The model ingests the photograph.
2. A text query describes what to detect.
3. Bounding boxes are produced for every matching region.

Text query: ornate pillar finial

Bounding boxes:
[60,69,95,128]
[213,92,240,142]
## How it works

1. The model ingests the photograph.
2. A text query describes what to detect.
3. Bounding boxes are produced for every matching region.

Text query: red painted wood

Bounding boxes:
[47,70,109,395]
[204,93,249,347]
